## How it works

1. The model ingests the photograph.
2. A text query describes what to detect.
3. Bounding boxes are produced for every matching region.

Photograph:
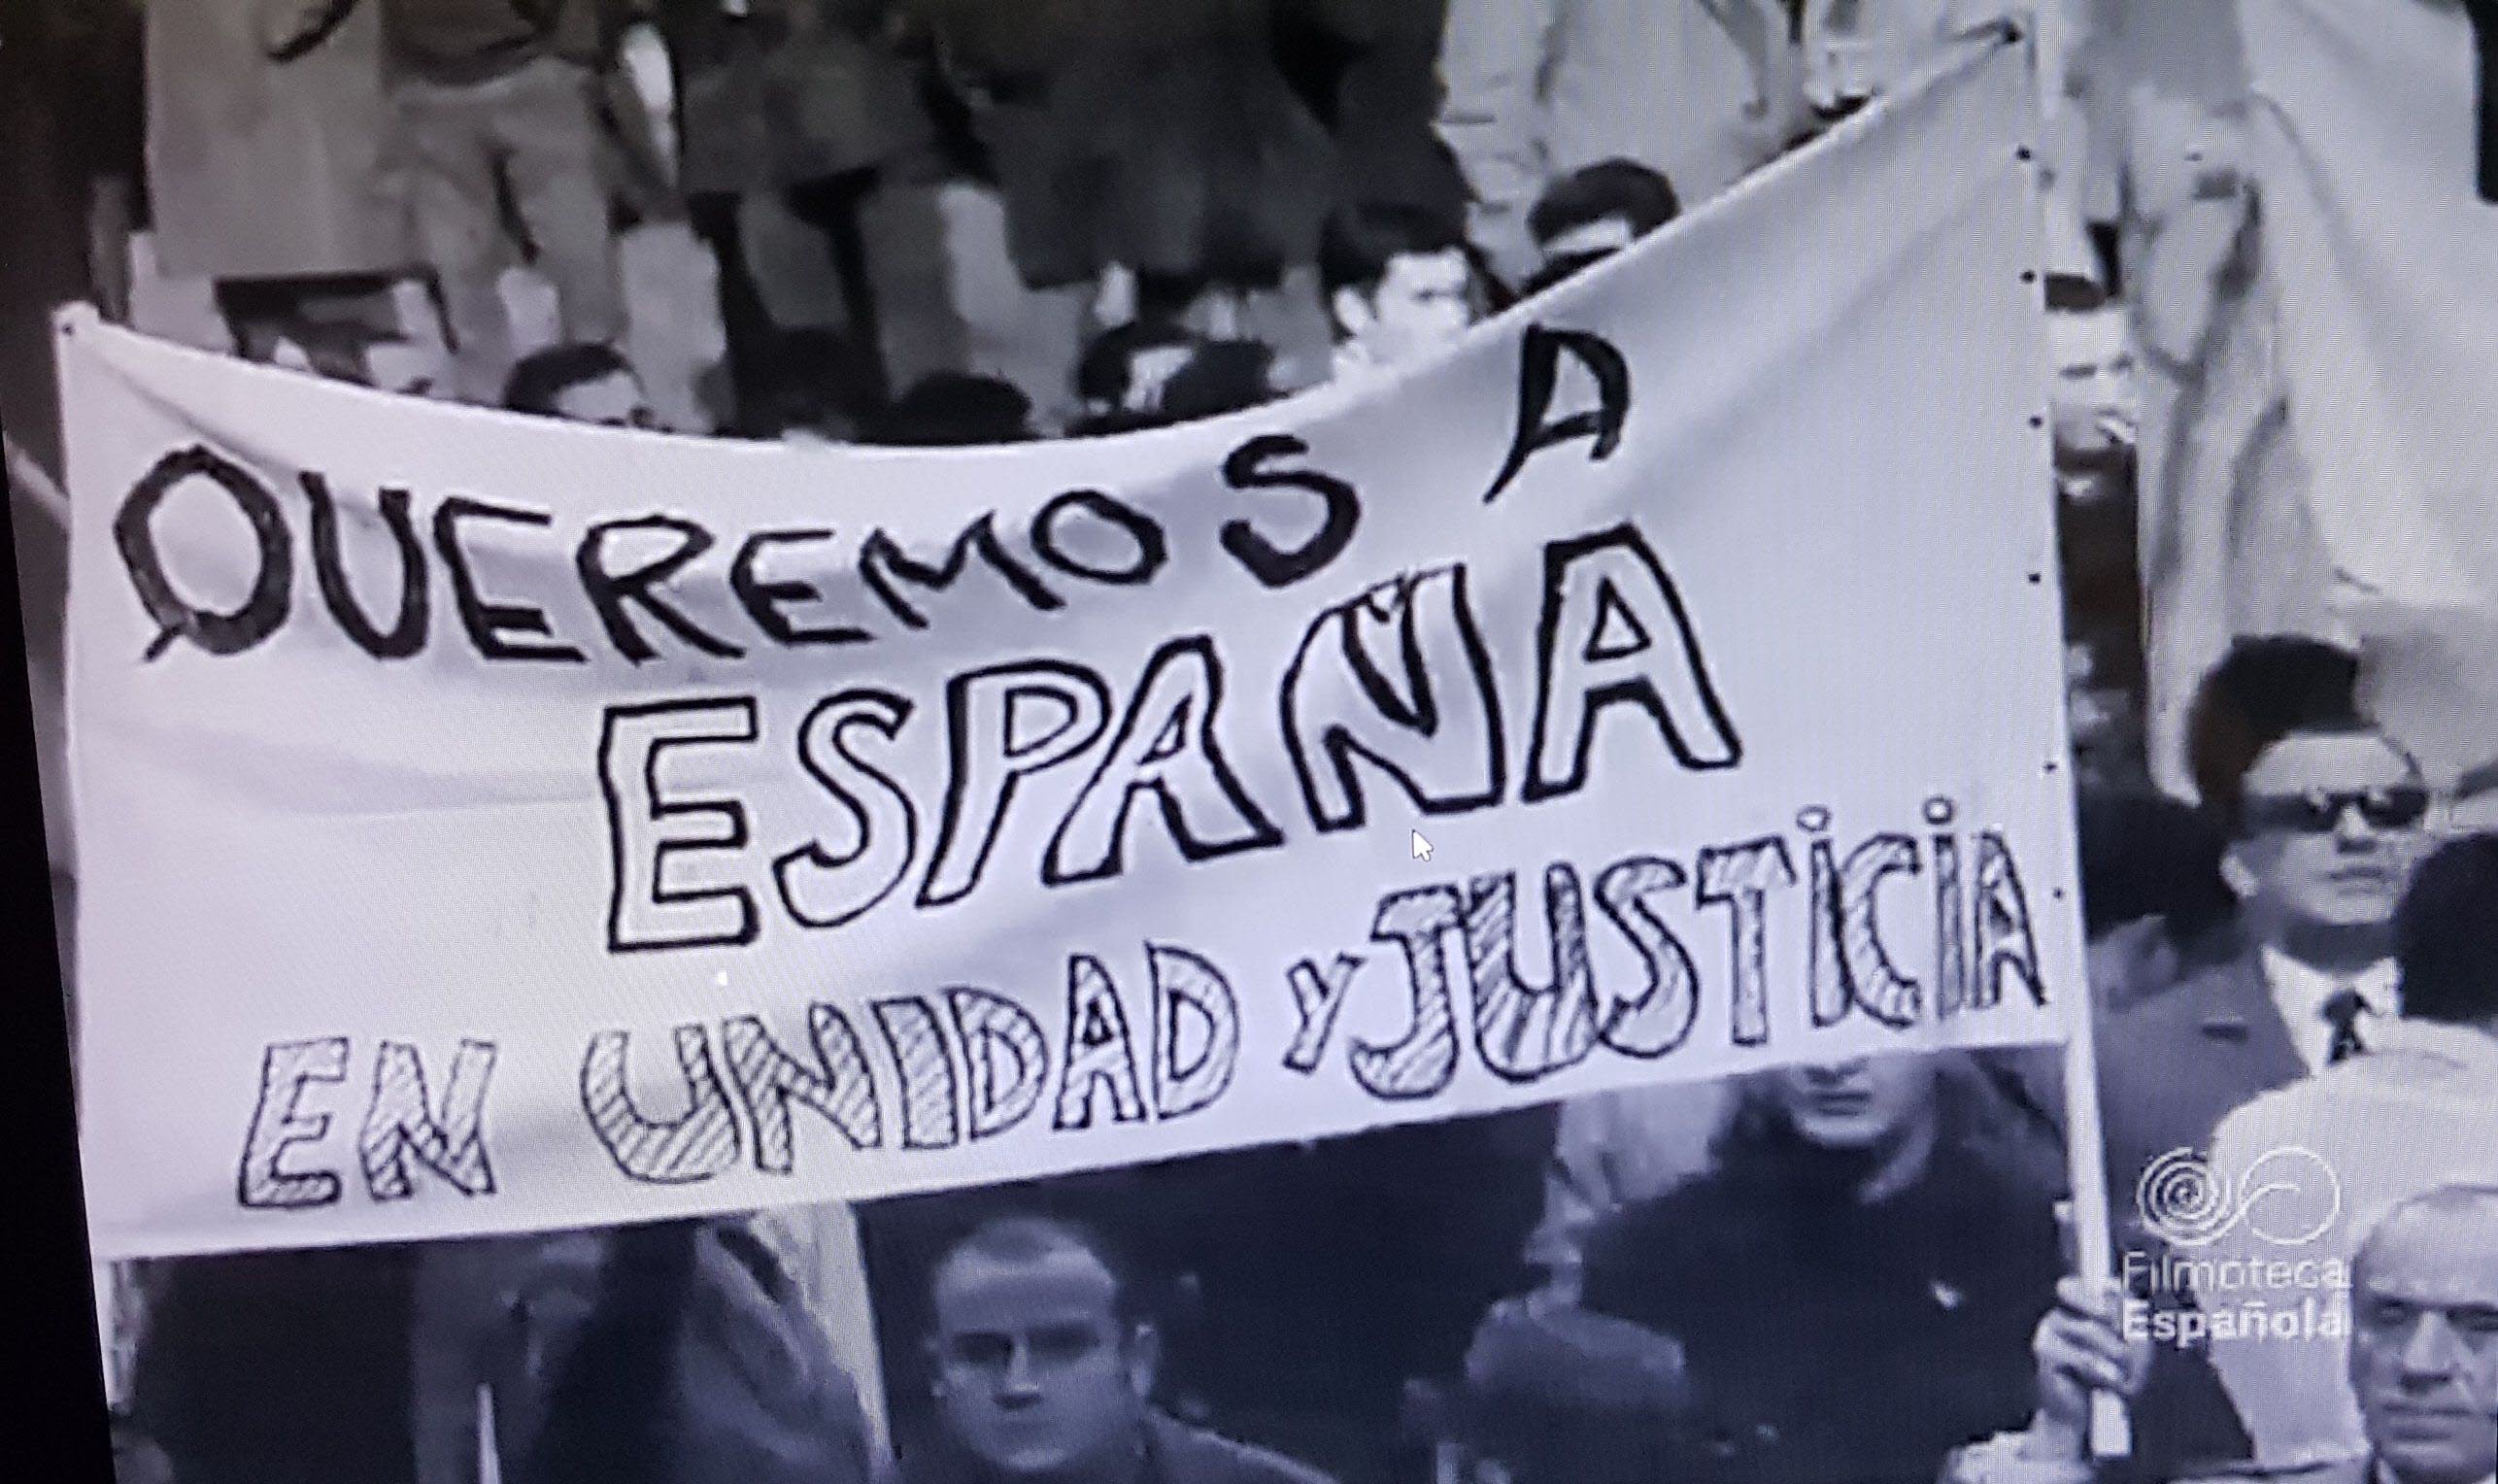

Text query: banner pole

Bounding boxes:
[2062,967,2132,1458]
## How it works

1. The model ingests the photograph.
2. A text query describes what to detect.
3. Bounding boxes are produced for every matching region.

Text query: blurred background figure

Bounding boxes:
[1435,0,1800,291]
[660,0,963,432]
[504,340,660,427]
[1521,157,1679,294]
[263,316,456,399]
[144,0,405,367]
[2044,270,2146,795]
[743,324,886,444]
[1159,338,1285,422]
[1068,320,1204,436]
[1320,202,1475,382]
[906,0,1337,358]
[247,0,648,403]
[870,370,1039,445]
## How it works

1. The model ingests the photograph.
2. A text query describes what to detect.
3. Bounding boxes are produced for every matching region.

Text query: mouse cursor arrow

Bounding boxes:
[1411,831,1434,861]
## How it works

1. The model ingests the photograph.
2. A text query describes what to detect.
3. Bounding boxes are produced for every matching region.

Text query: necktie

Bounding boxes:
[2322,987,2368,1065]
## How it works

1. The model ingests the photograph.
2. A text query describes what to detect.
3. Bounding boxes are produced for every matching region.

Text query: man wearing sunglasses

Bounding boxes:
[2096,638,2432,1182]
[2076,637,2436,1468]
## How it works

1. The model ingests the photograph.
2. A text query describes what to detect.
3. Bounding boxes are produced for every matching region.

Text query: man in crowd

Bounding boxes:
[898,1209,1334,1484]
[2094,635,2432,1181]
[1319,202,1476,383]
[2195,833,2498,1465]
[504,341,660,428]
[1521,157,1678,293]
[1435,0,1801,288]
[262,0,645,403]
[1953,1182,2498,1484]
[2067,635,2434,1466]
[2045,271,2143,773]
[1568,1051,2065,1482]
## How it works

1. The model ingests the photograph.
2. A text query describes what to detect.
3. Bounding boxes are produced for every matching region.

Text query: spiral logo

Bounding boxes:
[2136,1146,2342,1249]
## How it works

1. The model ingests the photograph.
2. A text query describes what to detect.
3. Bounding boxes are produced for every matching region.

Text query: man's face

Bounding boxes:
[929,1240,1152,1479]
[551,371,658,430]
[1539,215,1638,267]
[2047,307,2138,470]
[1771,1053,1938,1153]
[1352,249,1474,366]
[2350,1198,2498,1484]
[2224,731,2431,933]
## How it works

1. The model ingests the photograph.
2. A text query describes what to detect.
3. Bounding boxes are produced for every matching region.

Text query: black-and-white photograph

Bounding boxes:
[8,2,2498,1484]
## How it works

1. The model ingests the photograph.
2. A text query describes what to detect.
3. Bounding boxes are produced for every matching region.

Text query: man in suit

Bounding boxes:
[2065,636,2434,1466]
[2094,636,2432,1229]
[1943,1182,2498,1484]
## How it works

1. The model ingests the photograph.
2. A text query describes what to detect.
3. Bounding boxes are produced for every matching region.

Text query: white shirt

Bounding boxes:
[2261,948,2399,1073]
[2202,1020,2498,1467]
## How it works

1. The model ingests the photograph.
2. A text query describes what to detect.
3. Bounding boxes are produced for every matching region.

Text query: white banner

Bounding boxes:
[2240,0,2498,613]
[67,40,2077,1261]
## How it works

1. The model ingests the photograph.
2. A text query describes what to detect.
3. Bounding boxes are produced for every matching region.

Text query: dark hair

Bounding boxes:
[1075,320,1201,411]
[746,327,882,440]
[1527,158,1679,247]
[1160,339,1278,422]
[868,373,1037,447]
[503,342,636,417]
[1320,200,1466,299]
[2185,636,2372,832]
[2044,273,2110,314]
[924,1208,1147,1330]
[1522,251,1610,297]
[2394,834,2498,1026]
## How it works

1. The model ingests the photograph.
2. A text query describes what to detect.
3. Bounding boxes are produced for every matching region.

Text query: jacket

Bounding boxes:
[1580,1130,2065,1484]
[912,0,1337,289]
[659,0,936,197]
[895,1410,1336,1484]
[145,0,412,280]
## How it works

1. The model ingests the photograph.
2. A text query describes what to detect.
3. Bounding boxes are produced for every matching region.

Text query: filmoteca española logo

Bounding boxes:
[2136,1146,2343,1249]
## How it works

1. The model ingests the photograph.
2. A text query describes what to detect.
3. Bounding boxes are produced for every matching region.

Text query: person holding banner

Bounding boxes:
[2066,636,2435,1467]
[1946,1182,2498,1484]
[1569,1050,2064,1484]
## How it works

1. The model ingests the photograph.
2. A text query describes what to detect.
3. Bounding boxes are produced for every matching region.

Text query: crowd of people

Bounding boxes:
[4,2,2493,1484]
